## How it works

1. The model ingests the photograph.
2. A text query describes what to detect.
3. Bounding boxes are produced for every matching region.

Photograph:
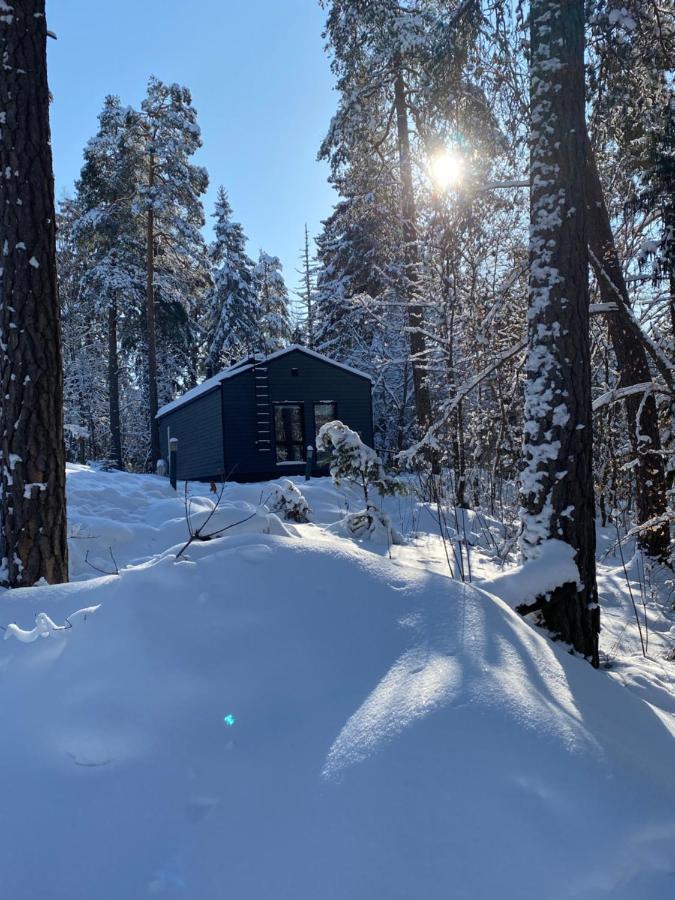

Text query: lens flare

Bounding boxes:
[429,149,464,190]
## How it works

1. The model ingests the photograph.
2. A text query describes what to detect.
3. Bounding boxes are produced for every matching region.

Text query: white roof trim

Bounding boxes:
[156,345,372,419]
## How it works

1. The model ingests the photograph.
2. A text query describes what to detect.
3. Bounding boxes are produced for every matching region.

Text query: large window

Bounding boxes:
[314,401,337,438]
[274,403,305,463]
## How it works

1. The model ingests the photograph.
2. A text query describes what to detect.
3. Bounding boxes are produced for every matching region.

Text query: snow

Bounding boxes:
[269,479,310,522]
[0,466,674,899]
[156,345,372,419]
[3,605,100,642]
[477,538,580,606]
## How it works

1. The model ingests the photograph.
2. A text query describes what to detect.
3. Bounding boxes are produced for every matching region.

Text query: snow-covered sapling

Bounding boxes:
[340,506,405,546]
[269,480,310,523]
[317,420,404,503]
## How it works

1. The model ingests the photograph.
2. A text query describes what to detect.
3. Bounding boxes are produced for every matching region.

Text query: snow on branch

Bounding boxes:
[1,606,101,643]
[592,381,672,411]
[399,336,527,461]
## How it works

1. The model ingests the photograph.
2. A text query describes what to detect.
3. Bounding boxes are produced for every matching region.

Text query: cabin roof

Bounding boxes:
[156,345,372,419]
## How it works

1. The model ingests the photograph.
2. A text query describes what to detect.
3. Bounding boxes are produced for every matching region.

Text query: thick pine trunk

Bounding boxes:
[145,157,160,467]
[0,0,68,586]
[585,137,669,559]
[393,57,433,439]
[108,298,123,468]
[520,0,599,666]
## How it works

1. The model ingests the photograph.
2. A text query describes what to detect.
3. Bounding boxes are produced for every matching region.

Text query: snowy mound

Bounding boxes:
[0,469,674,899]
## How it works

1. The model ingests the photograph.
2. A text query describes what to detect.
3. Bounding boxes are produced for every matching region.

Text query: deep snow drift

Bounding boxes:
[0,466,674,899]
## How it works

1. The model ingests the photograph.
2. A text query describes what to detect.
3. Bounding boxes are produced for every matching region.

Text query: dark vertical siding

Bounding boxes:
[221,368,270,478]
[222,349,373,480]
[157,387,225,480]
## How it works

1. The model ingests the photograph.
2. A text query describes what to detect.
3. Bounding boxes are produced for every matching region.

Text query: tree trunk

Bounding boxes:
[108,298,123,469]
[393,56,434,439]
[520,0,599,666]
[146,155,160,467]
[0,0,68,586]
[585,136,670,559]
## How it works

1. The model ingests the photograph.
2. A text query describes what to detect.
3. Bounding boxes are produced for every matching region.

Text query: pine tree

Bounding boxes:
[132,77,209,465]
[253,251,291,353]
[519,0,599,665]
[0,0,68,586]
[72,95,146,468]
[320,0,482,444]
[585,0,673,558]
[203,187,258,370]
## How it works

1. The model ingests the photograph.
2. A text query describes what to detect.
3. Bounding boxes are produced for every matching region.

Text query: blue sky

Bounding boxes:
[47,0,337,296]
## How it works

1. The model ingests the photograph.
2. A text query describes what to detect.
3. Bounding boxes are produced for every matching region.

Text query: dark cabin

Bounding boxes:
[156,345,373,482]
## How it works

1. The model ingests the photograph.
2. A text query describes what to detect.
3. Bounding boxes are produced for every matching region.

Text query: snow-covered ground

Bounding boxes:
[1,465,674,899]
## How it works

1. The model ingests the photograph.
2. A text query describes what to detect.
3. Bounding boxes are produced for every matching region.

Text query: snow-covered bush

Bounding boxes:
[338,505,405,546]
[269,480,310,523]
[317,421,404,503]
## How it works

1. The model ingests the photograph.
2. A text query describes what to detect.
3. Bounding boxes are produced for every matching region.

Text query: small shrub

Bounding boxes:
[317,420,404,503]
[269,480,310,523]
[341,504,405,545]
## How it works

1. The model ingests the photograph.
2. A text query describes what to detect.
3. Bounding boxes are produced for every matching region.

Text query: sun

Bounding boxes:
[429,149,464,191]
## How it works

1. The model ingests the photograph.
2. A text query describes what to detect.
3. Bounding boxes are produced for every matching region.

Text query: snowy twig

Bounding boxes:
[84,547,119,576]
[175,479,257,560]
[1,605,101,643]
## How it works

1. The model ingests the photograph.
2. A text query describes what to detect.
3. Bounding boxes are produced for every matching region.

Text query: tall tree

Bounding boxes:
[133,77,209,465]
[203,188,258,370]
[0,0,68,585]
[585,138,670,560]
[253,251,292,353]
[73,95,146,469]
[584,0,673,558]
[295,224,317,348]
[519,0,599,665]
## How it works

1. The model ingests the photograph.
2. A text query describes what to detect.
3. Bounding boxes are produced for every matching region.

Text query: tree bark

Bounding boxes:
[393,56,434,440]
[108,297,123,468]
[520,0,599,665]
[585,136,670,559]
[146,154,160,467]
[0,0,68,586]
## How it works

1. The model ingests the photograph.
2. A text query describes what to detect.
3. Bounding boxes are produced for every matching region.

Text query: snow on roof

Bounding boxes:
[156,345,372,419]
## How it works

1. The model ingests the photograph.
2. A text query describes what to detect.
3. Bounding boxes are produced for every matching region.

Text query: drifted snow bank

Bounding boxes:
[0,468,673,899]
[476,538,580,608]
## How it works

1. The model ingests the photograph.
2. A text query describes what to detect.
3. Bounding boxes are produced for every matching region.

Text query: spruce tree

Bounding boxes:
[253,251,292,353]
[57,196,109,464]
[204,187,258,370]
[294,224,317,349]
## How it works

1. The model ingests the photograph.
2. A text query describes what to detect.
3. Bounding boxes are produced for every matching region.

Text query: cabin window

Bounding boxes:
[314,401,337,437]
[274,403,305,462]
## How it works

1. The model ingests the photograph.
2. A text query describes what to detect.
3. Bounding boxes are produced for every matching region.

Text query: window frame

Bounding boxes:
[313,401,338,439]
[273,401,306,464]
